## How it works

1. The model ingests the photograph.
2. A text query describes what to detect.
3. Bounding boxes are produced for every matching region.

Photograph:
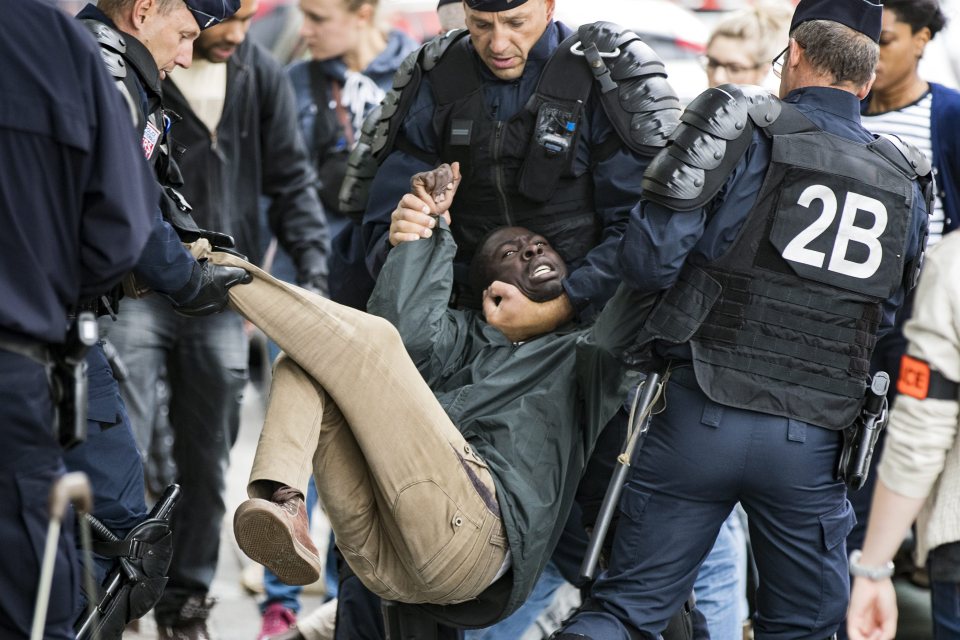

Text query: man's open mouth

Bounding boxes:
[530,260,558,280]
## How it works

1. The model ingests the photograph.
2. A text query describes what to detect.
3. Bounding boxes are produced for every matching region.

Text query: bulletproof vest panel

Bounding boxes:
[764,132,911,300]
[661,106,916,429]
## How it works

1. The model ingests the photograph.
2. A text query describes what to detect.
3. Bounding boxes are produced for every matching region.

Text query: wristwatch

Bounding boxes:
[849,550,895,580]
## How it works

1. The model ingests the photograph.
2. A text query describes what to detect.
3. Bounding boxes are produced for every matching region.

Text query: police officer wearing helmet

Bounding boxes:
[0,0,158,637]
[356,0,681,341]
[63,0,247,637]
[556,0,930,638]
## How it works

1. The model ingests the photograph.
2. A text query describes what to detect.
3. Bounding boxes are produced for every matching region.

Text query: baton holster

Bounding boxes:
[76,484,181,640]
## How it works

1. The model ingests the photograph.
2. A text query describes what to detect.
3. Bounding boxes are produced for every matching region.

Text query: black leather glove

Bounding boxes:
[168,260,251,317]
[296,247,329,298]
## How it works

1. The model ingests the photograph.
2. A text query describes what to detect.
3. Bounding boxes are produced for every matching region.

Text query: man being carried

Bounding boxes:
[215,164,653,626]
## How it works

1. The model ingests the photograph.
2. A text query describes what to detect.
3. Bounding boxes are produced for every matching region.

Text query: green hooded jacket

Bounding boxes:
[367,221,654,625]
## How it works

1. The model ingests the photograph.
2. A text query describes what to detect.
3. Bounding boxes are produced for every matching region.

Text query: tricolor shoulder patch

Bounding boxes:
[141,120,162,159]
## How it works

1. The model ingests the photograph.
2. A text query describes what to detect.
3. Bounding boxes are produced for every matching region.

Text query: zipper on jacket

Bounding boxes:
[491,121,512,226]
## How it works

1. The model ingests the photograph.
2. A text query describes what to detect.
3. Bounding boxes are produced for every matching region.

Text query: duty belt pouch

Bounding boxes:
[518,100,582,203]
[52,312,99,450]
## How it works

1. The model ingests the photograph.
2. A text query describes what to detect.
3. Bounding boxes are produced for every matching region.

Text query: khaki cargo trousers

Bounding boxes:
[208,250,508,605]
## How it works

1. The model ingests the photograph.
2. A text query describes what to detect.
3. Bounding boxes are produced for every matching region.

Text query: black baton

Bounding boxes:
[580,371,662,583]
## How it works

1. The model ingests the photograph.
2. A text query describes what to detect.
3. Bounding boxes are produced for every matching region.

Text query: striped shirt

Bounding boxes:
[863,92,944,245]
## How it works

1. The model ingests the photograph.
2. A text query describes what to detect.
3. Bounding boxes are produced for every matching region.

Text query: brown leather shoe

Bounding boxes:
[234,485,322,586]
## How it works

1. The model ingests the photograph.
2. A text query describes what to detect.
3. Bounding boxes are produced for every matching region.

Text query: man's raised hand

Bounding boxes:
[389,162,462,247]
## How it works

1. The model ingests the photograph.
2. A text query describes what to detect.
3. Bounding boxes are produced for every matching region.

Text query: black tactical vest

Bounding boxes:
[423,35,601,297]
[648,106,920,429]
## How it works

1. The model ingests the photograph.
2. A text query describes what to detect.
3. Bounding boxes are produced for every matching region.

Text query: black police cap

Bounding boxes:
[464,0,530,11]
[789,0,883,42]
[438,0,460,7]
[185,0,241,29]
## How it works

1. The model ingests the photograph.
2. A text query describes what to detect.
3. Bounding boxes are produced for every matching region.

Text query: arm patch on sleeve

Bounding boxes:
[898,354,960,400]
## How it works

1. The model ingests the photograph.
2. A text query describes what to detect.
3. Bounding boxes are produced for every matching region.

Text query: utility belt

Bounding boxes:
[74,287,122,320]
[0,316,98,449]
[836,372,890,491]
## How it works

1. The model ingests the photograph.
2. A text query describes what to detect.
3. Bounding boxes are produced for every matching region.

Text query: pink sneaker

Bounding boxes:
[257,603,296,640]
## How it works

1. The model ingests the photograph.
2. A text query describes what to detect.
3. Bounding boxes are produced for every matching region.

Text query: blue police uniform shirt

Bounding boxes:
[617,86,928,336]
[0,2,156,345]
[362,21,649,319]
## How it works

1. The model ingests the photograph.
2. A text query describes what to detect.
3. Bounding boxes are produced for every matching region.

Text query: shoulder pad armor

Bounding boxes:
[582,23,673,89]
[339,106,382,222]
[391,29,467,91]
[873,134,932,178]
[390,47,421,91]
[578,22,668,79]
[642,84,783,211]
[571,22,681,155]
[373,30,470,163]
[81,19,128,80]
[421,28,467,72]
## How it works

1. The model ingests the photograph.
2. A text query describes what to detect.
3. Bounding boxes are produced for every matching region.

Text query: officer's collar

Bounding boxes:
[784,86,863,124]
[77,4,165,99]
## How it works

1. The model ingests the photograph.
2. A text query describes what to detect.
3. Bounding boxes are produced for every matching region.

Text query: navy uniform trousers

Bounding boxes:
[564,367,854,640]
[0,350,78,640]
[63,344,148,591]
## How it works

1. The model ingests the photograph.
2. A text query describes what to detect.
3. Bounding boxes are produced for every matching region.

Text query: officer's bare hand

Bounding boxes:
[389,162,461,247]
[847,576,897,640]
[482,281,574,342]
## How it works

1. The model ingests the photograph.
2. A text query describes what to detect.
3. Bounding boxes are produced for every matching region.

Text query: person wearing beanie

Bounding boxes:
[556,0,930,638]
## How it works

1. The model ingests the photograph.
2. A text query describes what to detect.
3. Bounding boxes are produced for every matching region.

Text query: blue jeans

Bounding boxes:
[105,295,248,623]
[930,545,960,640]
[694,512,748,640]
[464,561,566,639]
[932,580,960,639]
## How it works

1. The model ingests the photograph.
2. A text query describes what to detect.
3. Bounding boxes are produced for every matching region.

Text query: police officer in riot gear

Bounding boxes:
[332,0,688,636]
[356,0,680,339]
[555,1,930,639]
[64,0,247,637]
